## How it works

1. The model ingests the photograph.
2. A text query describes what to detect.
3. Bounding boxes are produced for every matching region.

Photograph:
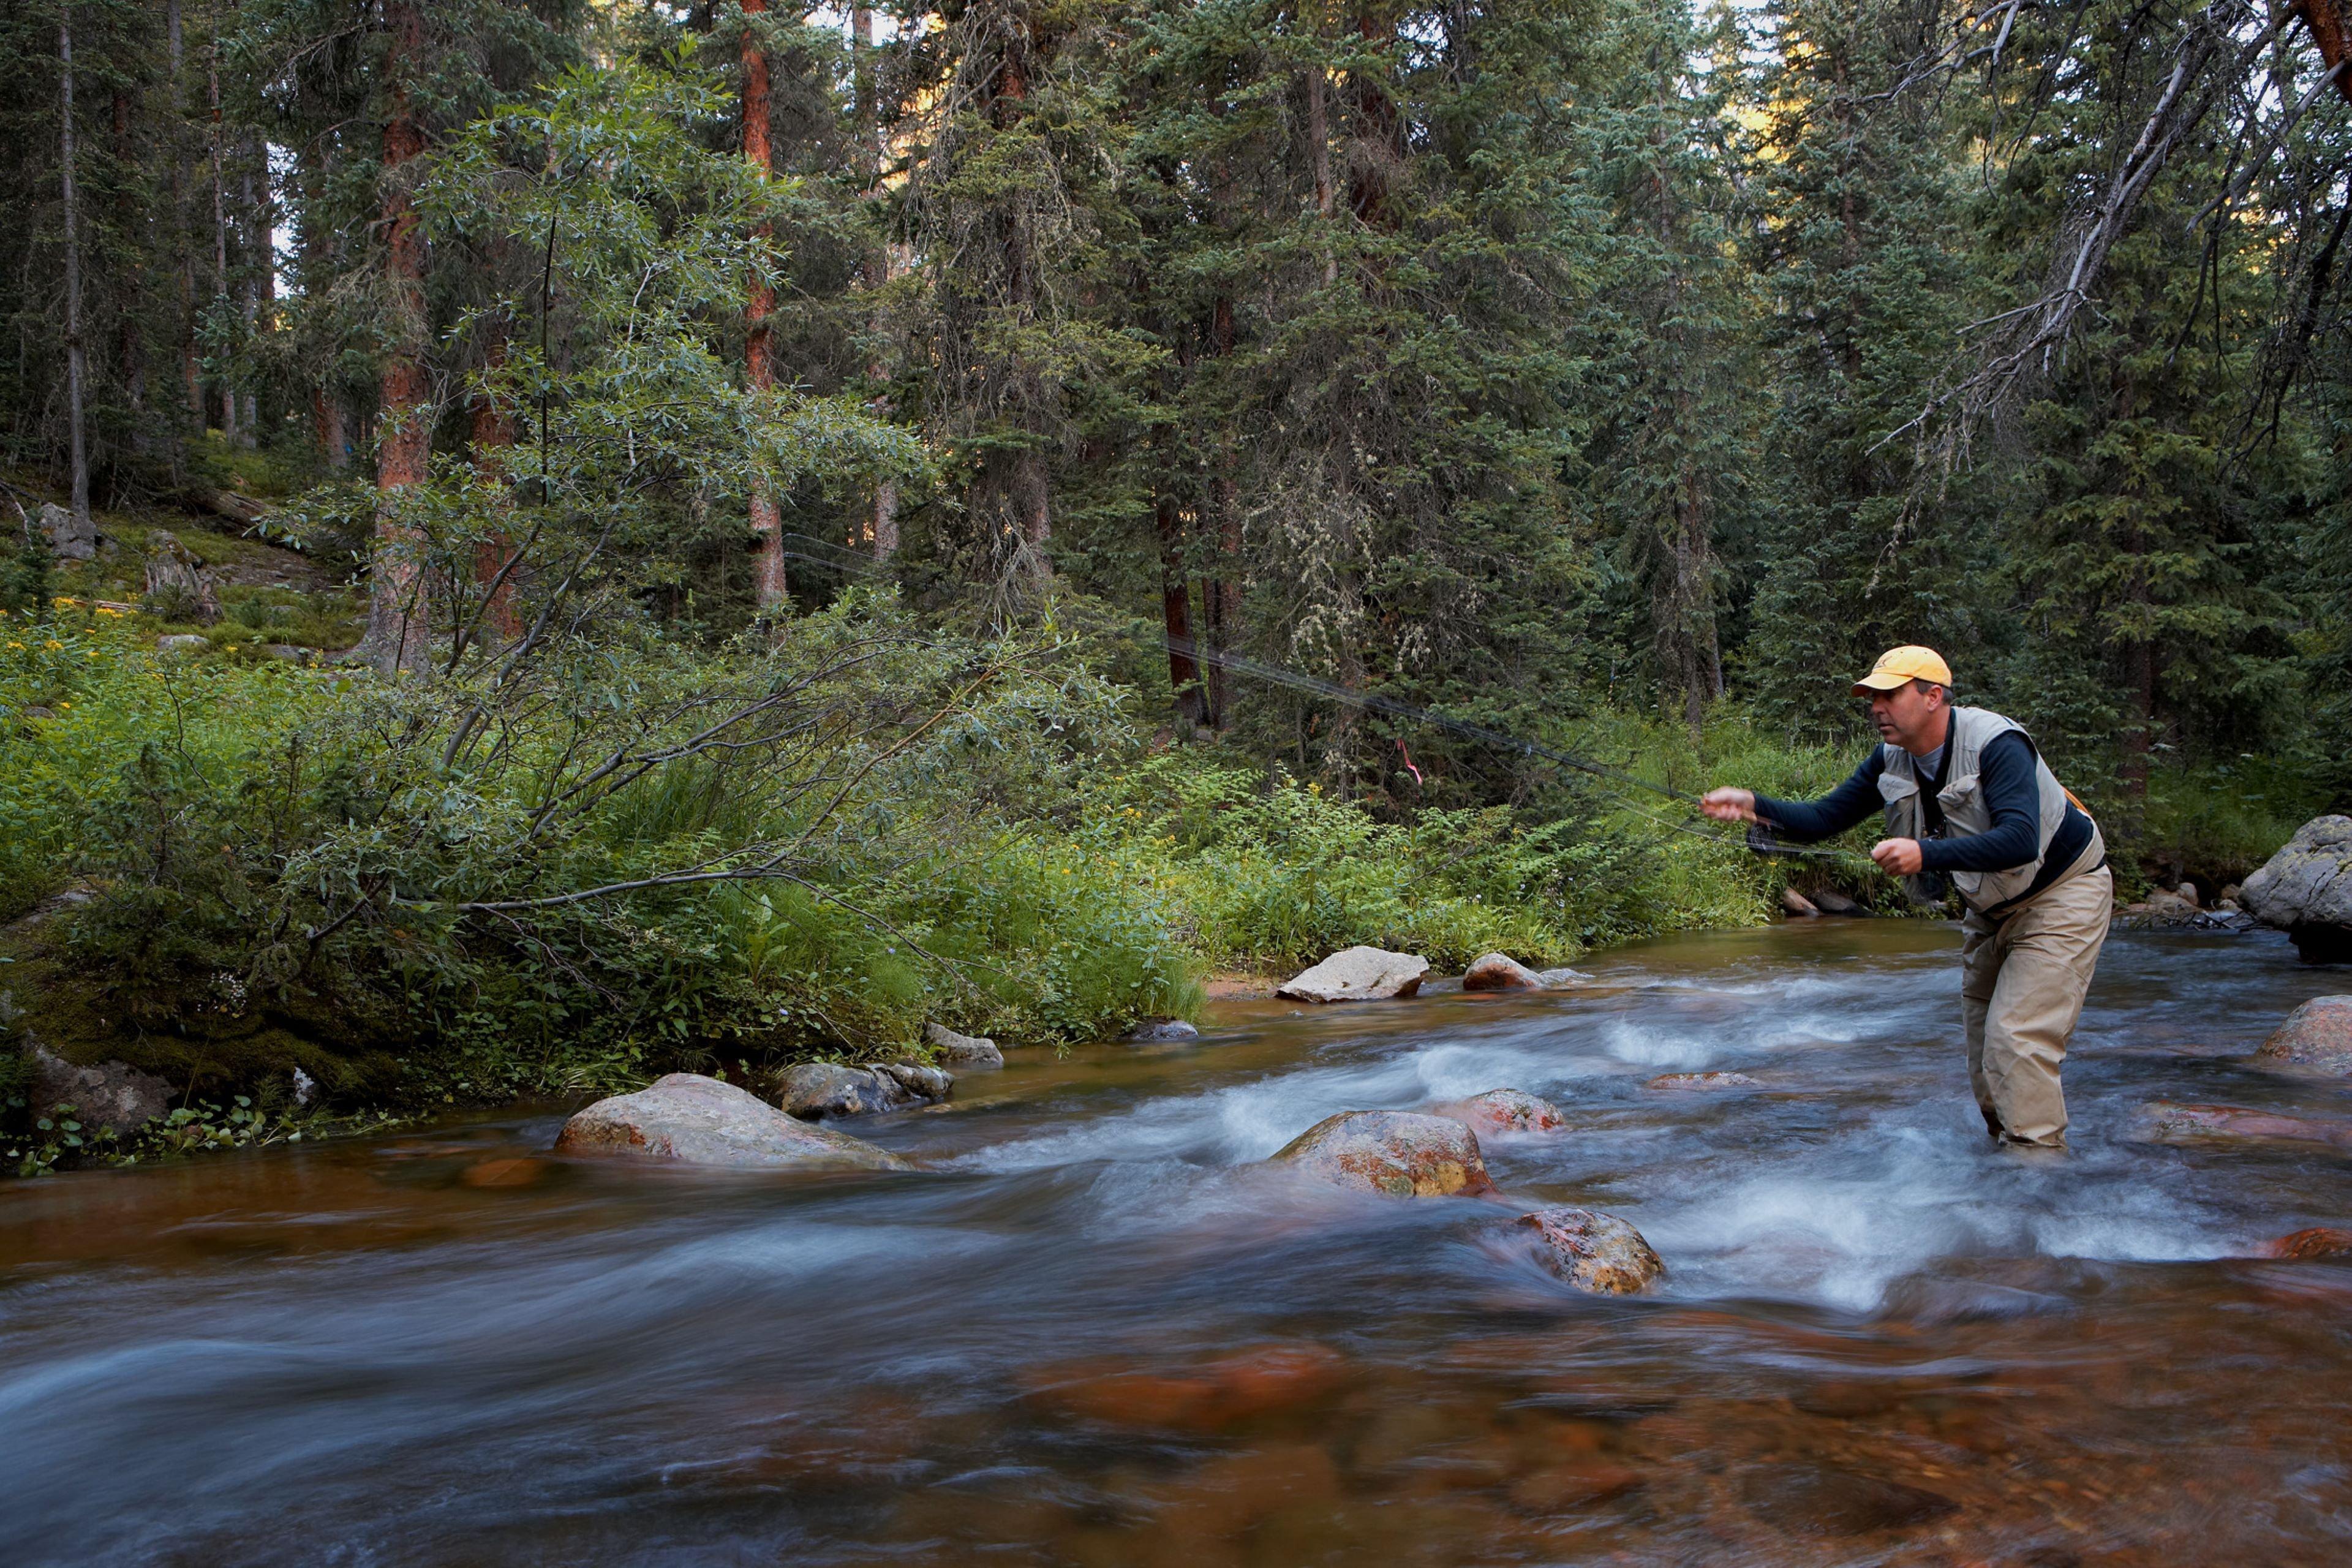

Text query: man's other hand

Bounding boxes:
[1871,838,1924,875]
[1700,788,1757,824]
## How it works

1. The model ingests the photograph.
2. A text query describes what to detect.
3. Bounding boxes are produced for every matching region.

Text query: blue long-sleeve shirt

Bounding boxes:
[1754,731,2093,879]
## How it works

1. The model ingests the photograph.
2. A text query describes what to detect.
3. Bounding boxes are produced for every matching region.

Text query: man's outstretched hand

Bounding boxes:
[1870,838,1924,876]
[1700,788,1757,824]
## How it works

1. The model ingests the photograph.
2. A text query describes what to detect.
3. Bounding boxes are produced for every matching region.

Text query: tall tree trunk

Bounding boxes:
[314,388,349,469]
[853,2,899,560]
[995,21,1053,565]
[114,86,148,428]
[59,3,90,533]
[1153,482,1205,731]
[207,32,236,442]
[741,0,788,610]
[1202,296,1239,728]
[364,0,432,674]
[238,157,262,446]
[1303,13,1337,287]
[168,1,202,428]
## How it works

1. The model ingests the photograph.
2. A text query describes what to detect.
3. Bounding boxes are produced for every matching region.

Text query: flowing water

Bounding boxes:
[5,921,2351,1566]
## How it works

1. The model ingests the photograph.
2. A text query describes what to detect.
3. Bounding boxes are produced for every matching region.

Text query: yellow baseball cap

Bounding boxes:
[1852,644,1952,696]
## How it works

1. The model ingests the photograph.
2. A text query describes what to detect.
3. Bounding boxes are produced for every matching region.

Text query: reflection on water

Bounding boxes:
[4,921,2351,1565]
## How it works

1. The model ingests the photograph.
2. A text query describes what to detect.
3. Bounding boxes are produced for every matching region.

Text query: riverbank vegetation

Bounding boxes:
[4,0,2348,1161]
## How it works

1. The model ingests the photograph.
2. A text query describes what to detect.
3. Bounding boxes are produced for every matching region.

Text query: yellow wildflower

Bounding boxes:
[5,641,21,651]
[43,639,64,650]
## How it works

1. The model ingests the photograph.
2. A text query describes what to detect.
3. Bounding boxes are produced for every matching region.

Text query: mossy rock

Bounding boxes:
[1,913,410,1105]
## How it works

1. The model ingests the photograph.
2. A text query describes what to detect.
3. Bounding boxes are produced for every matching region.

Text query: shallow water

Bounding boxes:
[5,921,2351,1566]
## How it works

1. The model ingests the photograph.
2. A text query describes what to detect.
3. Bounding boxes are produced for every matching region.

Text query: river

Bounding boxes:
[4,921,2350,1565]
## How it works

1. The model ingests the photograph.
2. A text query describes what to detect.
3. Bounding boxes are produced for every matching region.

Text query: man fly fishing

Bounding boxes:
[1699,647,2112,1149]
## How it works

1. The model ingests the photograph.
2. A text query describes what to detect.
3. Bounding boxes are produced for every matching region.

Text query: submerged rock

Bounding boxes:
[554,1073,910,1170]
[2261,1226,2352,1261]
[1270,1110,1493,1197]
[2253,996,2352,1073]
[1463,953,1544,992]
[1739,1464,1956,1537]
[1647,1071,1761,1091]
[1430,1087,1568,1136]
[1516,1207,1664,1295]
[28,1044,172,1136]
[1534,966,1593,987]
[1023,1343,1348,1433]
[1124,1017,1200,1042]
[1276,946,1429,1003]
[924,1022,1003,1068]
[2241,815,2352,962]
[2132,1100,2352,1151]
[776,1061,948,1120]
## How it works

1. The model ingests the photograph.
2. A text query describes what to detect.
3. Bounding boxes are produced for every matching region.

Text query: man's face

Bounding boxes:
[1868,682,1944,753]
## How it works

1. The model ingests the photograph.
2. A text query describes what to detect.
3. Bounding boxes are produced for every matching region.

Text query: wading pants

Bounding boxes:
[1958,833,2113,1148]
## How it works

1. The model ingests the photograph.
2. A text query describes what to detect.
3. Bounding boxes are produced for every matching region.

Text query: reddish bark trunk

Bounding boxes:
[365,0,432,673]
[742,0,788,610]
[2299,0,2352,102]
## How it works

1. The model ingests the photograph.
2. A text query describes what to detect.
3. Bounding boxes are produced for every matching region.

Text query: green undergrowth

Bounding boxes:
[2,589,2299,1178]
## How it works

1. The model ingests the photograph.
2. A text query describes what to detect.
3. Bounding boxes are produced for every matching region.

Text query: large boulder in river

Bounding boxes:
[777,1061,949,1120]
[1463,953,1544,992]
[1278,946,1429,1003]
[2253,997,2352,1073]
[1270,1110,1493,1197]
[2241,816,2352,962]
[1517,1207,1664,1295]
[1429,1087,1567,1136]
[554,1073,910,1169]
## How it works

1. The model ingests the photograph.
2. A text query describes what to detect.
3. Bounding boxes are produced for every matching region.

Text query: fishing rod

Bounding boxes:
[770,531,1874,865]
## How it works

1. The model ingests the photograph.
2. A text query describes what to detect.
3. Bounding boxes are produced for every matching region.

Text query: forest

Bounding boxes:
[2,0,2349,1150]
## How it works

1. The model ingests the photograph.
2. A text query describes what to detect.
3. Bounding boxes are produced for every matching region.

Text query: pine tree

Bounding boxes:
[1740,0,1991,736]
[1572,0,1760,741]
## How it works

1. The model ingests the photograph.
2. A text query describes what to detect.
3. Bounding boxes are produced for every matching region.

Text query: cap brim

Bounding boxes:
[1851,673,1911,695]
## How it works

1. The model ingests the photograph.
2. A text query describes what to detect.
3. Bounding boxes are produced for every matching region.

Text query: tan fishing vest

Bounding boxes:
[1876,705,2071,913]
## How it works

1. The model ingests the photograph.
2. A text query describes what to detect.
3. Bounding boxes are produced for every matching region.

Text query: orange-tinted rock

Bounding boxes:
[1781,888,1820,918]
[460,1157,549,1188]
[2261,1226,2352,1261]
[1023,1344,1348,1433]
[1270,1110,1494,1197]
[2132,1101,2352,1151]
[1463,953,1544,992]
[1647,1071,1762,1091]
[2253,996,2352,1073]
[1517,1207,1664,1294]
[1430,1087,1567,1136]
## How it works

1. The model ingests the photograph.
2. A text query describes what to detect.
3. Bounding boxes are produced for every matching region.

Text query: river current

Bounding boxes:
[4,921,2350,1565]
